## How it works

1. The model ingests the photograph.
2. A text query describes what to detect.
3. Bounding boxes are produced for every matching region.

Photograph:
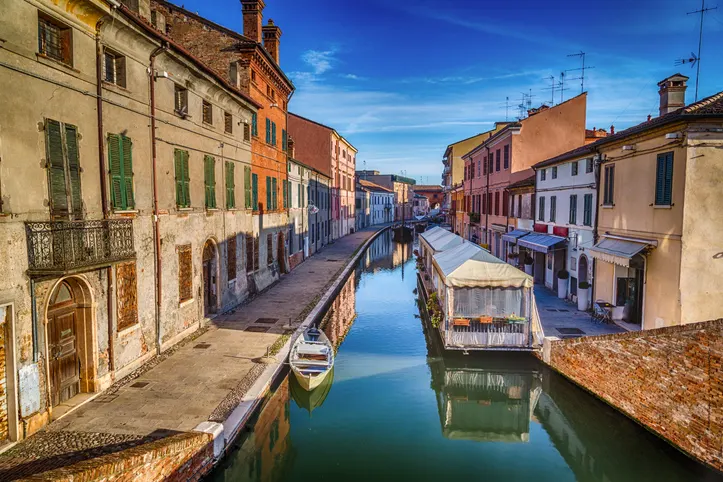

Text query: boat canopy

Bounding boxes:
[432,241,533,289]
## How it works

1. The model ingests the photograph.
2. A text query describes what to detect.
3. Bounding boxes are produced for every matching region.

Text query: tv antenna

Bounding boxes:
[566,51,595,93]
[681,0,717,101]
[517,90,534,120]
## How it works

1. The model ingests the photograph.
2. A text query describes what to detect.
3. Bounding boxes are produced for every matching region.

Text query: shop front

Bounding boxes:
[517,233,566,289]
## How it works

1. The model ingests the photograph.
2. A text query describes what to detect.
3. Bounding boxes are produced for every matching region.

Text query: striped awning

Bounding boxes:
[517,234,566,253]
[588,237,654,267]
[501,229,531,244]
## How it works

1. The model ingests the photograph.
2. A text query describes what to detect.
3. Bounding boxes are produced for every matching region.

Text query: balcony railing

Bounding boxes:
[26,219,135,276]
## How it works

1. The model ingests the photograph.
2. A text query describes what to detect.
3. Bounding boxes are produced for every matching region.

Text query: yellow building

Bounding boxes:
[589,75,723,329]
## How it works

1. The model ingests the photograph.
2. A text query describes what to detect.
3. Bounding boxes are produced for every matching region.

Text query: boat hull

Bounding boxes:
[292,365,332,391]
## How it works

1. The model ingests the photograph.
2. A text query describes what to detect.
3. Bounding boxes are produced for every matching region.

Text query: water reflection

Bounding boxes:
[289,368,334,416]
[321,272,357,350]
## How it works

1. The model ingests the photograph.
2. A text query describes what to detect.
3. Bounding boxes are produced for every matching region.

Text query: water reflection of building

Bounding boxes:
[363,230,393,272]
[322,274,357,349]
[429,357,542,443]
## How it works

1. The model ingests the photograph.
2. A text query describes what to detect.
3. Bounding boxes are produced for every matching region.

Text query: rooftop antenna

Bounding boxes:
[685,0,717,101]
[566,51,595,93]
[517,90,534,120]
[559,71,567,103]
[542,75,567,105]
[505,96,510,122]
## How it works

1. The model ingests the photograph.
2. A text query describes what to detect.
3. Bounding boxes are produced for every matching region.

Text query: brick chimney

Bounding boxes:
[262,19,282,65]
[658,73,689,116]
[241,0,265,43]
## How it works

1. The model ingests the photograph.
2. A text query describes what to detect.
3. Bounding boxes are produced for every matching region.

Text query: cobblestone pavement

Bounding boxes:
[535,284,624,338]
[0,226,386,480]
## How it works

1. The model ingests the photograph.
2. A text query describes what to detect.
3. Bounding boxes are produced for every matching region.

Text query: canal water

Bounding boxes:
[208,231,722,482]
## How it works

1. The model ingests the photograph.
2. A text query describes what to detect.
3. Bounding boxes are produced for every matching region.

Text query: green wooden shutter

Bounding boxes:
[282,180,288,209]
[121,135,134,209]
[583,194,592,226]
[46,119,69,216]
[174,149,183,206]
[226,161,235,209]
[182,151,190,207]
[108,134,123,209]
[569,195,577,224]
[265,118,271,144]
[272,122,277,146]
[244,166,252,209]
[251,113,258,136]
[204,155,216,208]
[655,153,674,205]
[252,173,258,210]
[266,176,271,210]
[272,177,278,210]
[282,130,287,151]
[64,124,82,218]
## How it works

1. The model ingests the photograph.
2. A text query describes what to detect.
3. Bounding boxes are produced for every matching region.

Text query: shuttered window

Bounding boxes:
[282,179,288,209]
[494,191,500,216]
[655,152,674,206]
[103,49,126,87]
[586,158,594,173]
[204,156,216,208]
[252,173,258,210]
[116,261,138,331]
[46,119,82,219]
[178,244,193,302]
[569,194,577,224]
[272,177,278,210]
[224,111,233,134]
[244,166,252,209]
[108,133,134,210]
[571,161,579,176]
[503,145,509,169]
[227,235,237,282]
[502,191,509,216]
[552,166,558,179]
[266,176,271,210]
[282,129,287,151]
[202,101,213,125]
[540,169,546,181]
[225,161,235,209]
[603,165,615,205]
[174,149,190,208]
[271,122,277,146]
[265,118,271,144]
[38,14,72,65]
[550,195,557,222]
[583,194,593,226]
[538,197,545,221]
[496,149,501,171]
[251,113,258,137]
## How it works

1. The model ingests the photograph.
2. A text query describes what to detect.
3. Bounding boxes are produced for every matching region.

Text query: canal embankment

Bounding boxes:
[0,225,391,481]
[539,317,723,473]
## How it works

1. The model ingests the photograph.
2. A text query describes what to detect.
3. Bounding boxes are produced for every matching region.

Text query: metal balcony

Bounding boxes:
[26,219,135,276]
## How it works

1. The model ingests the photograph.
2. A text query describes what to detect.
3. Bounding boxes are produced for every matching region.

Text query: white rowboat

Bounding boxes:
[290,327,334,391]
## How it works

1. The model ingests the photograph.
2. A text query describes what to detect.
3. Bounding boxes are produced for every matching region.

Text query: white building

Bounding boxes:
[413,194,430,217]
[533,145,598,306]
[359,180,394,225]
[355,181,371,230]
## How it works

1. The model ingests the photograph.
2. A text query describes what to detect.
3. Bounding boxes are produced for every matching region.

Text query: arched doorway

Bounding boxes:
[203,240,218,316]
[47,279,92,407]
[578,255,588,284]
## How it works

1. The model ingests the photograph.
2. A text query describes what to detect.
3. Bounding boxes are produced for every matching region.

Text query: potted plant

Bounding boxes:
[524,255,533,275]
[578,281,590,311]
[557,269,569,299]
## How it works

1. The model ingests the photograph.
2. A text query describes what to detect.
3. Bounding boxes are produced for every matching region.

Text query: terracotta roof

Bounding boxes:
[505,175,536,190]
[533,144,595,169]
[358,179,392,193]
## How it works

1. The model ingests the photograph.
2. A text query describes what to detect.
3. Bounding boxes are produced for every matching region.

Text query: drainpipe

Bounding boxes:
[592,150,603,304]
[149,44,167,355]
[484,146,491,246]
[96,21,115,373]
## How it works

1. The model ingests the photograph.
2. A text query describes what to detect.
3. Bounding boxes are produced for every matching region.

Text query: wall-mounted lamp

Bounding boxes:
[270,103,279,108]
[153,70,170,79]
[622,145,636,151]
[665,132,682,139]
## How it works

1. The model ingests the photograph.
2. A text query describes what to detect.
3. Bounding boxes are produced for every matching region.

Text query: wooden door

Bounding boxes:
[49,310,79,406]
[203,260,213,316]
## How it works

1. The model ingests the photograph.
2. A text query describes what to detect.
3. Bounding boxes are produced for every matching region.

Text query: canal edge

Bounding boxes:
[201,225,392,466]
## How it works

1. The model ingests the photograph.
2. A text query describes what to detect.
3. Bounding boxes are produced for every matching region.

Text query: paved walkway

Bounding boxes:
[0,226,386,480]
[535,284,624,338]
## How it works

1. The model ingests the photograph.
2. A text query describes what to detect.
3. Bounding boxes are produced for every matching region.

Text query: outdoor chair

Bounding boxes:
[592,301,613,324]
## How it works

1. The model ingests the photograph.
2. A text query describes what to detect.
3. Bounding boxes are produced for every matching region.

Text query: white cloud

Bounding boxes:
[301,48,338,75]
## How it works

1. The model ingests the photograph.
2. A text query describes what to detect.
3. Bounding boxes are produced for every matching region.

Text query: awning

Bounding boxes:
[490,224,507,233]
[517,233,566,253]
[588,236,654,267]
[501,229,531,244]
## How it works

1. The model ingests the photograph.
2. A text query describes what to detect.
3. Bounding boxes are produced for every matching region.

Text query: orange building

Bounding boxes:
[152,0,294,289]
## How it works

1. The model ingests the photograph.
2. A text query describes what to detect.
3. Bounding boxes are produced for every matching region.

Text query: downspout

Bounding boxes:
[96,21,115,373]
[149,44,167,355]
[485,146,491,245]
[592,150,603,304]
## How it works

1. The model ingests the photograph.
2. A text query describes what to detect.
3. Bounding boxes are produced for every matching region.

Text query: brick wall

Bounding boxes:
[20,432,214,482]
[542,318,723,471]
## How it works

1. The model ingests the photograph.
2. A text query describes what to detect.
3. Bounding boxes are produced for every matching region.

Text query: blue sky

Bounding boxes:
[174,0,722,183]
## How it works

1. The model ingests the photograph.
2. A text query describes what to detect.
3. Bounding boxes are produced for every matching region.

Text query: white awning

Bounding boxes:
[588,236,654,267]
[420,227,464,253]
[517,233,566,253]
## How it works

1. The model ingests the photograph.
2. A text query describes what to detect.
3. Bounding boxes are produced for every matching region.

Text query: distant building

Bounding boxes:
[355,181,371,231]
[414,185,444,211]
[358,179,394,226]
[413,194,430,216]
[356,171,415,221]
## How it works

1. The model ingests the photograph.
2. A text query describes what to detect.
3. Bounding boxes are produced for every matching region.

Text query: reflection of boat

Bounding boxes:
[290,327,334,391]
[392,224,413,241]
[414,222,427,233]
[290,367,334,415]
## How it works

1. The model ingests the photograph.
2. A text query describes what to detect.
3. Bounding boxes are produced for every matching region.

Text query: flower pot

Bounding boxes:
[524,264,533,275]
[577,287,589,311]
[557,278,568,299]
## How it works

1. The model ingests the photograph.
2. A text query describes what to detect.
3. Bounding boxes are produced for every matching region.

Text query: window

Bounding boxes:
[477,160,481,177]
[103,49,126,87]
[550,196,556,222]
[38,14,72,65]
[267,234,273,266]
[204,156,216,208]
[282,129,288,151]
[174,149,190,208]
[178,244,192,302]
[251,70,257,84]
[45,119,82,219]
[174,84,188,115]
[583,194,593,226]
[540,169,546,181]
[586,157,594,173]
[265,118,277,145]
[251,113,258,137]
[494,191,500,216]
[116,261,138,331]
[571,161,579,176]
[108,133,134,210]
[496,149,501,171]
[503,145,509,169]
[603,165,615,205]
[224,111,233,134]
[502,191,509,216]
[225,161,235,209]
[202,100,213,125]
[483,156,487,175]
[272,177,278,210]
[655,152,674,206]
[569,194,577,224]
[283,179,288,209]
[552,166,558,179]
[227,235,237,282]
[252,173,258,210]
[538,197,545,221]
[243,122,250,142]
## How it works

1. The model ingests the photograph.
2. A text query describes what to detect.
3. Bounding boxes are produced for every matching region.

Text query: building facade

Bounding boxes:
[413,194,430,217]
[502,175,535,269]
[287,156,309,270]
[413,185,444,212]
[356,171,415,222]
[0,0,259,439]
[355,182,371,231]
[359,180,394,226]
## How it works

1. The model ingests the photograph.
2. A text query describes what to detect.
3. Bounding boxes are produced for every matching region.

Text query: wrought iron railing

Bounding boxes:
[26,219,135,275]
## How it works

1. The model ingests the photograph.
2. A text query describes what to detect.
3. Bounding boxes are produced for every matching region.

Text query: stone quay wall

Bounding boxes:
[18,432,214,482]
[541,318,723,472]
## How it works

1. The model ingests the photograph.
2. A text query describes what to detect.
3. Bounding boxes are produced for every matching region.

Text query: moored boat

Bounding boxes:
[290,327,334,391]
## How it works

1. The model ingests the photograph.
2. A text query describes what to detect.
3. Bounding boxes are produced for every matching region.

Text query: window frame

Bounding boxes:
[654,151,674,206]
[603,165,615,206]
[538,196,545,221]
[174,84,189,116]
[569,194,577,225]
[202,100,213,125]
[116,261,139,331]
[224,111,233,134]
[107,133,135,211]
[38,12,72,66]
[583,193,593,226]
[571,161,578,176]
[540,169,546,181]
[102,48,126,88]
[550,195,556,222]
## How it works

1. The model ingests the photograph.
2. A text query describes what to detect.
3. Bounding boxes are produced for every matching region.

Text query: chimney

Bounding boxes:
[658,73,689,116]
[610,125,615,135]
[241,0,265,43]
[262,19,282,65]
